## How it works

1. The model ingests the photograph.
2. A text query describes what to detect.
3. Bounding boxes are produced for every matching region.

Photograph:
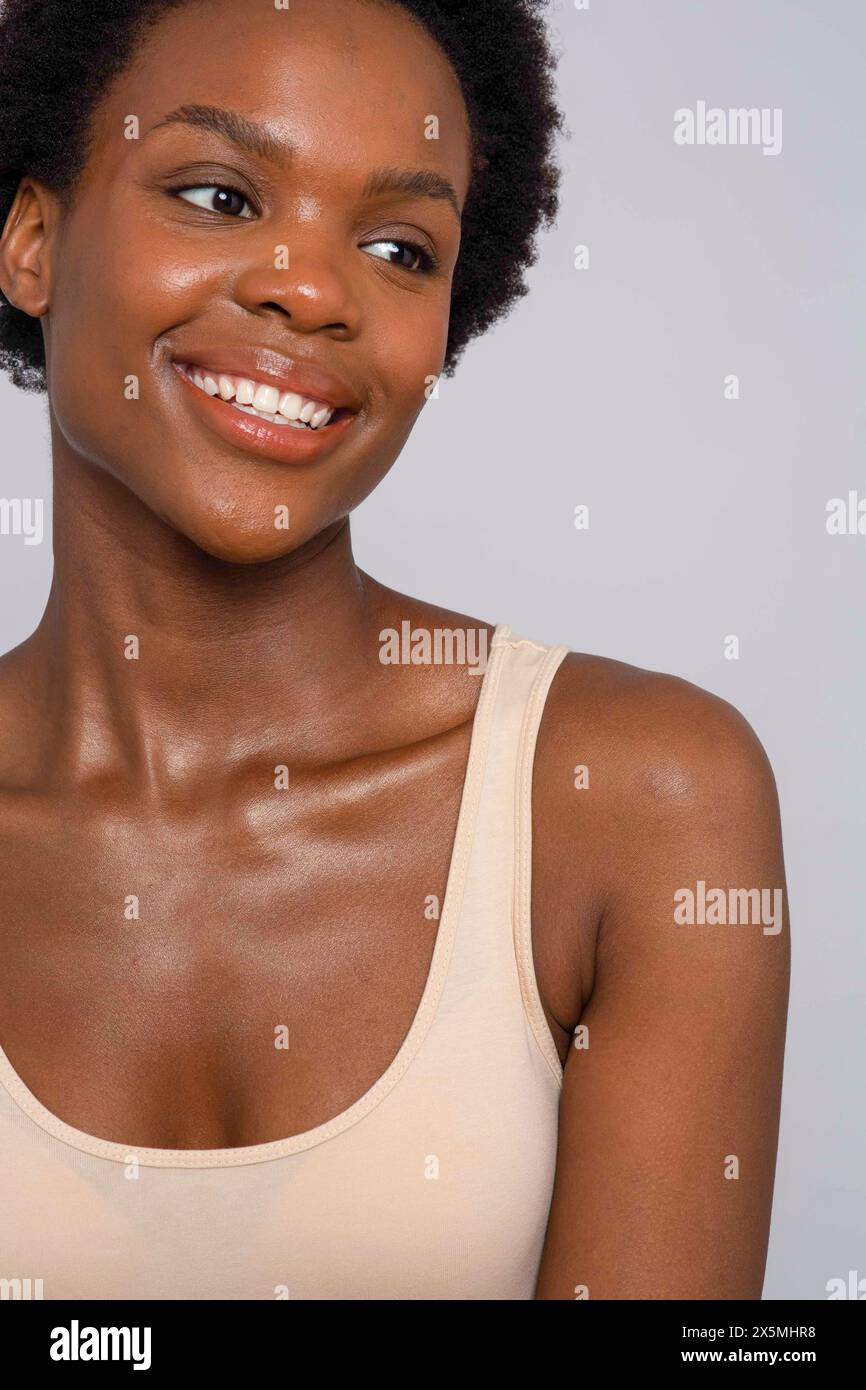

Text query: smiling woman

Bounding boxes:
[0,0,561,561]
[0,0,789,1307]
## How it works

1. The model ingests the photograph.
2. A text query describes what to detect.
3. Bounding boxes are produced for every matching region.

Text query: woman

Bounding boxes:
[0,0,789,1300]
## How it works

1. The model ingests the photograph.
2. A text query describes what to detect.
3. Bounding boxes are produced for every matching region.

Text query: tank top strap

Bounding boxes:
[481,625,571,803]
[502,627,571,1080]
[438,623,570,1084]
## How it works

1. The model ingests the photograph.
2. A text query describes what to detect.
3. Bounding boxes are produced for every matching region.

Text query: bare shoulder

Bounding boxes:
[530,648,785,1033]
[536,647,780,815]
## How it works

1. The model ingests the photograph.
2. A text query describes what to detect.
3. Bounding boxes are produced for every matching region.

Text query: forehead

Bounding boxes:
[90,0,472,187]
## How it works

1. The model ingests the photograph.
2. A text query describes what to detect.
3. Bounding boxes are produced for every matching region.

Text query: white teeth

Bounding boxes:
[277,391,304,421]
[232,401,306,427]
[252,383,280,414]
[182,365,337,428]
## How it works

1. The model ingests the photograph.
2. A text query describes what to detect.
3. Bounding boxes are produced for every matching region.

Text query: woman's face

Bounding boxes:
[36,0,472,562]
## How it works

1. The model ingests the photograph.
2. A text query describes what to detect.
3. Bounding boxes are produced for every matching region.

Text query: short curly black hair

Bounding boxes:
[0,0,566,393]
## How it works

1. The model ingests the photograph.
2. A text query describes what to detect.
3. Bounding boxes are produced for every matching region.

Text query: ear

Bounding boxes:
[0,178,58,319]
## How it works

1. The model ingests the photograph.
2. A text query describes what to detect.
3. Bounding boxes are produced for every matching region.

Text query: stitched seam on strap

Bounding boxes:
[513,645,571,1087]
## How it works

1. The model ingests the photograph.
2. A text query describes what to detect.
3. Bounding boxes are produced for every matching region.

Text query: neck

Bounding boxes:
[19,452,393,797]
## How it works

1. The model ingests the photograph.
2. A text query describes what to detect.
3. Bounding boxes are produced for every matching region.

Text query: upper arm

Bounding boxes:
[534,669,791,1300]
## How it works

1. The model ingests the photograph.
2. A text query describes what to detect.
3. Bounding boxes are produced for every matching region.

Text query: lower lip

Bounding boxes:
[172,362,358,465]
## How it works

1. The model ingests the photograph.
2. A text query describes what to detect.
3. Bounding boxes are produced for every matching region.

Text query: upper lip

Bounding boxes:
[170,346,362,412]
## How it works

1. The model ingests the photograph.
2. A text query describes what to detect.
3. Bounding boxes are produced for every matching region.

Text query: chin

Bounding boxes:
[154,505,308,566]
[144,478,322,565]
[188,526,305,566]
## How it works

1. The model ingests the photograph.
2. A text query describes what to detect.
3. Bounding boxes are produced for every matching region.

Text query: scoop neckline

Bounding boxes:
[0,622,511,1168]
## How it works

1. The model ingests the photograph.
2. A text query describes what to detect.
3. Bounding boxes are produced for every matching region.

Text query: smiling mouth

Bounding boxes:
[176,362,349,430]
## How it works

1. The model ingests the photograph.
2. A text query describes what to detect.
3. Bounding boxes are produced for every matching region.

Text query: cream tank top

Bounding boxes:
[0,625,570,1300]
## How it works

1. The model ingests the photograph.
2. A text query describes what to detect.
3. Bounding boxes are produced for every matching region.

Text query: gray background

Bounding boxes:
[1,0,863,1299]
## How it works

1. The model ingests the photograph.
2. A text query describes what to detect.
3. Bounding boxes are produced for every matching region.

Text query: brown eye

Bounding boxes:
[175,184,254,219]
[362,238,438,273]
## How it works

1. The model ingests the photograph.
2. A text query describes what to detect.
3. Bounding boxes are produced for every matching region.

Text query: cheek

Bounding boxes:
[366,291,449,422]
[46,222,209,466]
[52,205,214,367]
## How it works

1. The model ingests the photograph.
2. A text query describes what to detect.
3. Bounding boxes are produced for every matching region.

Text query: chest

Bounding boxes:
[0,754,466,1149]
[0,737,590,1149]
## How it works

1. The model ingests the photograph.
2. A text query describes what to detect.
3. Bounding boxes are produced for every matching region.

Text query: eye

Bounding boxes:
[362,238,439,274]
[174,184,255,219]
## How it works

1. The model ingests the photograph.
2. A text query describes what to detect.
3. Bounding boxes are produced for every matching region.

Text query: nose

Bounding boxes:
[231,227,361,338]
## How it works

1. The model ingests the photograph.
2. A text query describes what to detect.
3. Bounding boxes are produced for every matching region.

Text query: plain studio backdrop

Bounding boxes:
[1,0,863,1300]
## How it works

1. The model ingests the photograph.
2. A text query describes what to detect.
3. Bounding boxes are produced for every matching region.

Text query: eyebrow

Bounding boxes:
[147,104,463,221]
